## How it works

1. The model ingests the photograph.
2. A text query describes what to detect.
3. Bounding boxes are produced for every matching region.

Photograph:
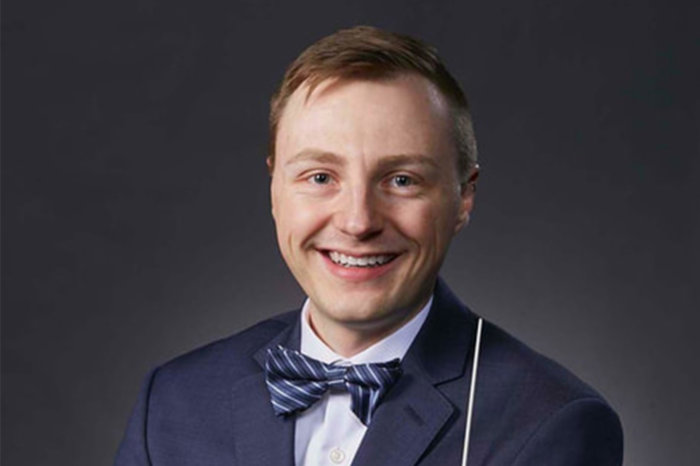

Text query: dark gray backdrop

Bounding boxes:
[3,0,698,465]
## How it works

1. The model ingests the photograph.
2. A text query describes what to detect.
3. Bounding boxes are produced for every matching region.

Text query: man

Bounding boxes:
[115,26,623,465]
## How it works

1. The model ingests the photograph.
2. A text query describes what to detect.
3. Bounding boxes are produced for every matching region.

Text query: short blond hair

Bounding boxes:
[268,25,477,182]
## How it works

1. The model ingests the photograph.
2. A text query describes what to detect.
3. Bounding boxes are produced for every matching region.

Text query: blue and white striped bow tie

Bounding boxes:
[264,345,402,425]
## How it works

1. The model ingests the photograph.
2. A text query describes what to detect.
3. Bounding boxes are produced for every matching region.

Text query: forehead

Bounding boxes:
[275,74,455,165]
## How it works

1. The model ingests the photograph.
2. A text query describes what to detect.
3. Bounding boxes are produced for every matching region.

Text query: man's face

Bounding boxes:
[270,74,475,349]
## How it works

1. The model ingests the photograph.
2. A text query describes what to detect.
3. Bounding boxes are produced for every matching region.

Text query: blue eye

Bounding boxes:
[310,173,330,184]
[392,174,414,187]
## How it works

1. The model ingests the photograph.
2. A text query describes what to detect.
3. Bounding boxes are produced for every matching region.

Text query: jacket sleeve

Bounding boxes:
[513,397,623,466]
[114,368,159,466]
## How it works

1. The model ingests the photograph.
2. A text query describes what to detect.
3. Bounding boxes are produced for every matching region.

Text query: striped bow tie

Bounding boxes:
[264,345,402,425]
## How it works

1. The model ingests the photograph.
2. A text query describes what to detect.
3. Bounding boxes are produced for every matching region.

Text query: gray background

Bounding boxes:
[2,0,698,465]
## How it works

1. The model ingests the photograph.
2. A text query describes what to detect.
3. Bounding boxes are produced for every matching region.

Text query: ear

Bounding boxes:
[267,156,277,220]
[454,165,479,234]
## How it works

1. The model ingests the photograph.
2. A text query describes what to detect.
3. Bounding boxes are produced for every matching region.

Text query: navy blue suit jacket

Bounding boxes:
[115,280,623,465]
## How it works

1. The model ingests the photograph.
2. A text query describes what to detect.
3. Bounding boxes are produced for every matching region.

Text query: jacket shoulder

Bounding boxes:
[474,320,623,464]
[481,321,607,405]
[115,311,299,465]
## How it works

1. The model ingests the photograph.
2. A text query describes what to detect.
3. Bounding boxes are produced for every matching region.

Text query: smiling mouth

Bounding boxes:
[324,250,398,268]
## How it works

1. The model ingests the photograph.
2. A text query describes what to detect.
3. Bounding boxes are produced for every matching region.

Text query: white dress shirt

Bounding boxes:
[294,297,433,466]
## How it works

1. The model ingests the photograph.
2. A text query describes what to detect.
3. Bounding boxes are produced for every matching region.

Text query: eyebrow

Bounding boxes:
[375,154,440,171]
[284,149,439,170]
[284,149,346,167]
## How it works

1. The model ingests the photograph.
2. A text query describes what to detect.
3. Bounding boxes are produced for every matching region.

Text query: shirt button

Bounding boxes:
[329,447,346,463]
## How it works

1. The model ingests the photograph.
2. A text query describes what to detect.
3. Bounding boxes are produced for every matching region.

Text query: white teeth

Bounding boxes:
[327,251,395,268]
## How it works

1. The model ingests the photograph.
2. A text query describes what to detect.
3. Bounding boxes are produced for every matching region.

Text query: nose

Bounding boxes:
[334,184,383,240]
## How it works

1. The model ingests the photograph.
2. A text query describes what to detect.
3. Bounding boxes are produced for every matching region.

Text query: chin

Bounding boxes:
[318,291,412,326]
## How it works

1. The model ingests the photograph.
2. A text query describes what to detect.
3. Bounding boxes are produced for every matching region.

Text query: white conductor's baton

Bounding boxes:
[461,317,483,466]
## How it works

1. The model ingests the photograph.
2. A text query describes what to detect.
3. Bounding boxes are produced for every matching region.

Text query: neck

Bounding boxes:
[306,298,430,358]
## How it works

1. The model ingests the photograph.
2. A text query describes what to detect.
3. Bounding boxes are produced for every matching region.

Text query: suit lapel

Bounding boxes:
[231,372,295,465]
[349,359,455,465]
[230,313,302,466]
[351,279,478,465]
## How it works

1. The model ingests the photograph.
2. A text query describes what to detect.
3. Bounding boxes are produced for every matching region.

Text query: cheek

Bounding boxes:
[275,195,329,245]
[394,198,459,247]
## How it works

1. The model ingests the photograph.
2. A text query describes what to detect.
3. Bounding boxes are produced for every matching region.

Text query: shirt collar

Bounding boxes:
[300,296,433,365]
